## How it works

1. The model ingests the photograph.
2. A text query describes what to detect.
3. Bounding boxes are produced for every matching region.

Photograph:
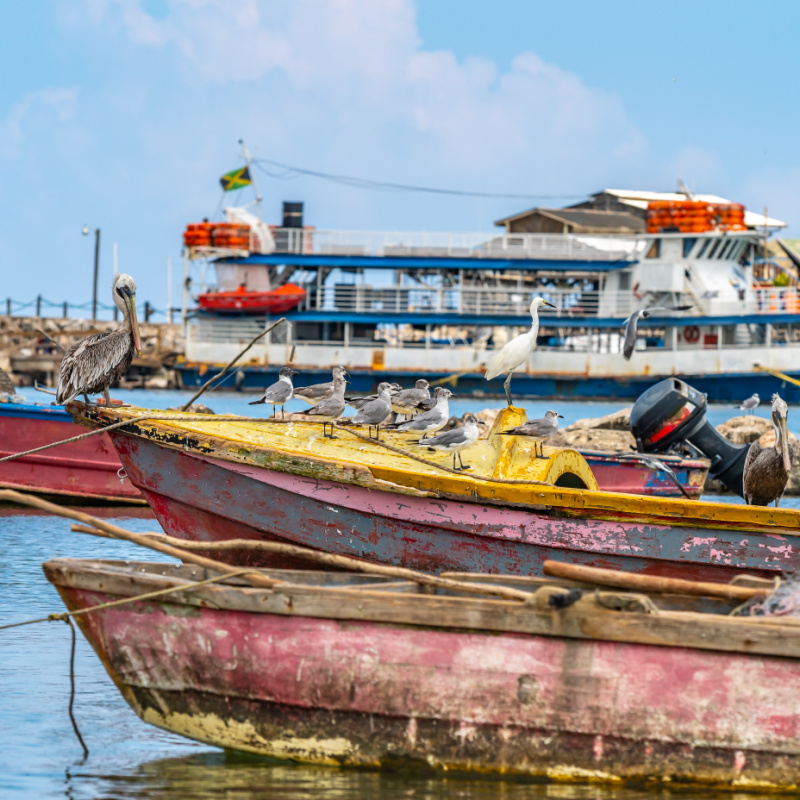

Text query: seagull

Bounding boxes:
[621,305,693,360]
[294,368,347,438]
[499,409,564,458]
[418,413,481,471]
[293,366,348,405]
[743,393,792,507]
[0,366,25,404]
[345,381,393,439]
[56,273,141,405]
[392,387,453,440]
[346,383,401,411]
[391,379,431,418]
[248,367,299,419]
[485,296,555,407]
[736,393,760,415]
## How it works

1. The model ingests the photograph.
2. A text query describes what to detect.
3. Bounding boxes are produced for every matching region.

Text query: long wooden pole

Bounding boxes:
[180,316,287,411]
[543,560,770,602]
[0,489,278,589]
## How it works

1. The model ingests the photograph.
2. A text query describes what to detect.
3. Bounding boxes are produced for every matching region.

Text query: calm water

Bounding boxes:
[1,388,795,797]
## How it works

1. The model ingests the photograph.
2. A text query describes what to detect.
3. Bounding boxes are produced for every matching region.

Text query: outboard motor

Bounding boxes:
[629,378,749,497]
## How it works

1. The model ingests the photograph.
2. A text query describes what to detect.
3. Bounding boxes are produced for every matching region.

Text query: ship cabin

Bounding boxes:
[177,191,800,400]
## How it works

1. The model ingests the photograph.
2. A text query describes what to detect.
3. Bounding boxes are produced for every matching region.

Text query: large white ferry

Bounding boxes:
[175,187,800,401]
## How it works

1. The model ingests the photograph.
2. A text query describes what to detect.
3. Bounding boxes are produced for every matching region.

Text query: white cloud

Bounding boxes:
[0,88,78,158]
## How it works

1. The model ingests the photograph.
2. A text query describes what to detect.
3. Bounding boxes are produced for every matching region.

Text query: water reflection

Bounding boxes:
[69,750,770,800]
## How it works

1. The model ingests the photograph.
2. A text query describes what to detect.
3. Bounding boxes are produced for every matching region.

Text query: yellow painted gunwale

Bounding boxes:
[77,405,800,535]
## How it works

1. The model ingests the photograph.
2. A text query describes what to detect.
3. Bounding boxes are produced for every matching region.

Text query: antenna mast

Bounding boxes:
[238,139,263,222]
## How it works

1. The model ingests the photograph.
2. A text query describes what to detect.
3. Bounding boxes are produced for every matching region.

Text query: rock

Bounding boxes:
[548,427,636,453]
[715,416,772,445]
[564,408,632,432]
[170,404,215,415]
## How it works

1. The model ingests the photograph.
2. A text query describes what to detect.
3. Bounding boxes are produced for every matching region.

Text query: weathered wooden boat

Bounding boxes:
[70,402,800,581]
[579,449,709,498]
[0,402,143,502]
[43,556,800,791]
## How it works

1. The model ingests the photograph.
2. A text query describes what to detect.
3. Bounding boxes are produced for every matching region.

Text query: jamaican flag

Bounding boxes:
[219,166,252,192]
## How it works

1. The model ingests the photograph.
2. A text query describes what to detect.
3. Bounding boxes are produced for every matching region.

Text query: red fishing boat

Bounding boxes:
[44,556,800,791]
[197,283,306,314]
[0,402,143,502]
[72,403,800,581]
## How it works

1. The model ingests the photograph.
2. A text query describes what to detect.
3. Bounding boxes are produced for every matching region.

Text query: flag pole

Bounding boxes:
[238,139,262,222]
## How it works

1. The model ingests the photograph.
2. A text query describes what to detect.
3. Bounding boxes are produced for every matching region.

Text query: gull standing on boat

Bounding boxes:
[621,305,693,360]
[293,366,348,405]
[56,274,141,405]
[295,368,347,438]
[500,410,564,458]
[485,297,555,407]
[418,413,481,471]
[391,379,431,419]
[393,387,453,439]
[743,393,793,507]
[346,383,401,411]
[248,367,298,419]
[346,381,393,439]
[737,393,760,415]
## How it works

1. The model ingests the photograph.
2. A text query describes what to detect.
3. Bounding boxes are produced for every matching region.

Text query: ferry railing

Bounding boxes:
[271,228,643,262]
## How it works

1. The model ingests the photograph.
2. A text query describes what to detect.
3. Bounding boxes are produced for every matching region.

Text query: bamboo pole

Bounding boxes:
[543,560,771,602]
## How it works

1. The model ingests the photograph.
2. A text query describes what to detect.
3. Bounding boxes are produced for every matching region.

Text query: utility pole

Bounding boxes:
[83,226,101,320]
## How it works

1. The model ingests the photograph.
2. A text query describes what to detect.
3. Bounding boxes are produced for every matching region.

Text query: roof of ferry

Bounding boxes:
[598,189,786,229]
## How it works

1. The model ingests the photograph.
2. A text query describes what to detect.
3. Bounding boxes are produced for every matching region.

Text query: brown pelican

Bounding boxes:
[743,393,792,507]
[56,273,141,405]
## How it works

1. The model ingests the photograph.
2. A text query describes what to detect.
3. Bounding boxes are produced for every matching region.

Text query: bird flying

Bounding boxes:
[621,305,693,360]
[56,273,141,405]
[485,296,555,407]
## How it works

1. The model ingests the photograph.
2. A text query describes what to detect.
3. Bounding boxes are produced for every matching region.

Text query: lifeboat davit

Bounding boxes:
[197,283,306,314]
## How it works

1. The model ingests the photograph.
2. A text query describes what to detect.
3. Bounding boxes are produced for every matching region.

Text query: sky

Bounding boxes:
[1,0,799,317]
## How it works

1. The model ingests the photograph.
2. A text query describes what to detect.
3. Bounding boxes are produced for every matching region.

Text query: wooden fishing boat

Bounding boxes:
[579,450,709,498]
[43,556,800,791]
[69,402,800,580]
[0,402,143,503]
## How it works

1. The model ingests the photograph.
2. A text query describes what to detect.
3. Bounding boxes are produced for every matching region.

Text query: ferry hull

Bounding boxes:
[45,562,800,791]
[109,431,800,581]
[0,403,143,502]
[174,364,800,403]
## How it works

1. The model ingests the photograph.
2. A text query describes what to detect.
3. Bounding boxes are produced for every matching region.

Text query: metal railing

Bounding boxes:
[270,229,645,262]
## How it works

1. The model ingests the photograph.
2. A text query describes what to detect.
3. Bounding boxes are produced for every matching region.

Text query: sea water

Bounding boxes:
[0,388,794,798]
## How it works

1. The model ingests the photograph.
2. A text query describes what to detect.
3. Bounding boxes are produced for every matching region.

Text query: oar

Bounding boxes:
[543,560,772,602]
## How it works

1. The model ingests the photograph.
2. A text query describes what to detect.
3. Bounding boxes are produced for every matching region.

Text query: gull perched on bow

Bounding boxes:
[391,379,431,419]
[485,296,555,407]
[346,383,401,411]
[499,409,564,458]
[345,381,393,439]
[295,369,347,438]
[736,393,760,415]
[293,366,348,405]
[418,413,482,471]
[56,273,142,405]
[248,367,299,419]
[621,305,693,360]
[393,387,453,439]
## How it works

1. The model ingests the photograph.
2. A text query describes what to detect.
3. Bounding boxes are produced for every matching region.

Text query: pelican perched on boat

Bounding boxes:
[485,296,555,407]
[743,393,793,507]
[56,273,141,405]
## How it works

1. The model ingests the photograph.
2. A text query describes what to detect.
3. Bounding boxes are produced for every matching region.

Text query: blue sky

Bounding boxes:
[1,0,799,317]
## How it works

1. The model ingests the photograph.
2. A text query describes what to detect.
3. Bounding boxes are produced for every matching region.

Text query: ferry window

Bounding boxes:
[645,240,660,258]
[619,272,631,290]
[696,239,710,258]
[729,242,744,261]
[682,238,697,257]
[719,240,734,260]
[707,240,722,259]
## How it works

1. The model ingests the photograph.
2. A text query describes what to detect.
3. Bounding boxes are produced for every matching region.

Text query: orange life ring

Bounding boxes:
[684,325,700,343]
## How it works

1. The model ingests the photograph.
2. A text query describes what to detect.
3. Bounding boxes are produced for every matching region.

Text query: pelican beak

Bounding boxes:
[543,301,556,309]
[126,294,142,355]
[780,415,792,473]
